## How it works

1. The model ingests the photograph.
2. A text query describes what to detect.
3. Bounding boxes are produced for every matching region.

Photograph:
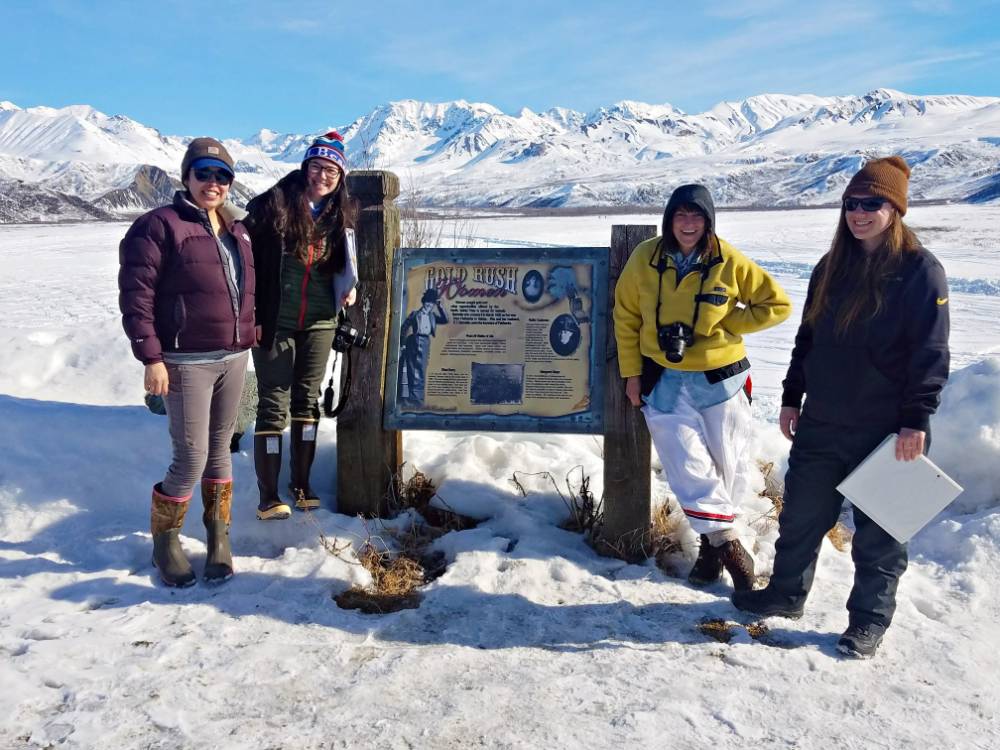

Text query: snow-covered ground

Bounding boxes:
[1,206,999,749]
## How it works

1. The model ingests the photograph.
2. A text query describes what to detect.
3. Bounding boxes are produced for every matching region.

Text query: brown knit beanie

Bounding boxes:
[842,156,911,215]
[180,137,235,180]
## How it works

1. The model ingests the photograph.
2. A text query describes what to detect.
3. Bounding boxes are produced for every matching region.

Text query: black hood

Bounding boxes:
[661,183,716,238]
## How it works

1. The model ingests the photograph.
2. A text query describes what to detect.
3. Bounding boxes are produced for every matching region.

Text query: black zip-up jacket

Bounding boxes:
[782,246,949,433]
[244,170,345,350]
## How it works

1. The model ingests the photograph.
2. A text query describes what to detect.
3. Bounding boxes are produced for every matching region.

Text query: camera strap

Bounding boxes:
[323,347,353,419]
[654,242,712,332]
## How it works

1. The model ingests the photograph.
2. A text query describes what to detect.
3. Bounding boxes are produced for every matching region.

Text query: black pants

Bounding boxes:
[252,327,336,433]
[770,413,926,630]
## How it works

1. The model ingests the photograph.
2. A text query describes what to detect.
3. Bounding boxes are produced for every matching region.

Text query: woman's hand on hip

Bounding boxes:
[625,376,642,407]
[895,428,926,462]
[779,406,800,441]
[144,362,169,396]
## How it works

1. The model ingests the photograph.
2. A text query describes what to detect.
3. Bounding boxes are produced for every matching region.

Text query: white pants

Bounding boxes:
[642,386,753,535]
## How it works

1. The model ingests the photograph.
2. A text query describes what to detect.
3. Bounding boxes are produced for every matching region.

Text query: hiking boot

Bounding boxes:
[731,586,804,619]
[718,538,755,592]
[837,623,885,659]
[688,535,724,586]
[151,484,196,588]
[202,479,234,583]
[254,433,291,520]
[289,420,321,511]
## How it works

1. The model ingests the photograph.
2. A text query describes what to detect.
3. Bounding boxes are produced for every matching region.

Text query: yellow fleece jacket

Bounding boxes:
[614,235,791,377]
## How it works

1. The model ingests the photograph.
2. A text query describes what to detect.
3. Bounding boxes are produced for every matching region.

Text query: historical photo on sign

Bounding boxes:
[385,248,608,433]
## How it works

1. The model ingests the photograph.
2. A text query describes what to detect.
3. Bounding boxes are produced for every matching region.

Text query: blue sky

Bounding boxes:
[2,0,999,138]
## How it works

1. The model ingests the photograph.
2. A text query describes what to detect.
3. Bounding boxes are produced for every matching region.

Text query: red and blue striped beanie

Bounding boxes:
[303,131,347,175]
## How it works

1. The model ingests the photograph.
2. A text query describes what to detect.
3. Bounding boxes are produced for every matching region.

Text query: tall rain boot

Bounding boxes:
[202,478,234,582]
[289,420,321,511]
[254,433,291,520]
[151,483,196,588]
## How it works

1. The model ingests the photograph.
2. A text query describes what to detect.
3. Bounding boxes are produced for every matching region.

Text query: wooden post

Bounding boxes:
[596,224,657,561]
[336,170,402,517]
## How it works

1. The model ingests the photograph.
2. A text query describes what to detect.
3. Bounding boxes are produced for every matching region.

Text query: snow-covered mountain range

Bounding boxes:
[1,89,998,222]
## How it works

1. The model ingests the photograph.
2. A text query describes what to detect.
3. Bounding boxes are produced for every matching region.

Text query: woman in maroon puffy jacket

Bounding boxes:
[119,137,256,588]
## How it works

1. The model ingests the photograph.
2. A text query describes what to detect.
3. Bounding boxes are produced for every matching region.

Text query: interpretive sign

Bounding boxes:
[384,247,609,433]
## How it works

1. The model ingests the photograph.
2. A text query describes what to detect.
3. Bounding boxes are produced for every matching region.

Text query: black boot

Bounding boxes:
[837,622,885,659]
[731,585,805,619]
[289,420,321,511]
[254,433,291,520]
[688,535,724,586]
[151,484,196,588]
[718,538,756,592]
[202,479,234,582]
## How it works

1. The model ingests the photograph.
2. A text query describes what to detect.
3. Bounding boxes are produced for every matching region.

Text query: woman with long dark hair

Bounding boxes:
[732,157,950,659]
[120,137,255,587]
[615,184,792,591]
[245,132,358,519]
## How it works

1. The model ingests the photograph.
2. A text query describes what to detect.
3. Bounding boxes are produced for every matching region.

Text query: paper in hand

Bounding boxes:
[334,228,359,313]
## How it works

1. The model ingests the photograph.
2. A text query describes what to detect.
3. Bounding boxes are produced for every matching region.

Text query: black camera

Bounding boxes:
[332,318,370,352]
[657,321,694,363]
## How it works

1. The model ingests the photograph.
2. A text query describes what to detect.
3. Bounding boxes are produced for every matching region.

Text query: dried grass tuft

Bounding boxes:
[697,618,735,643]
[390,467,479,531]
[650,502,687,573]
[826,521,854,552]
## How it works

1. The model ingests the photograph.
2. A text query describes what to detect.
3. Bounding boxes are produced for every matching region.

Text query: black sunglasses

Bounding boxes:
[192,167,233,185]
[843,197,887,212]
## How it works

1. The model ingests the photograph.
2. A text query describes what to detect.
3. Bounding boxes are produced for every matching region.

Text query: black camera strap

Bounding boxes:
[653,240,713,332]
[323,348,353,418]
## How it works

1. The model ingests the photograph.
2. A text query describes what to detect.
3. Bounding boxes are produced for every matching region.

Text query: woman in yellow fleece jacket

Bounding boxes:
[614,184,791,590]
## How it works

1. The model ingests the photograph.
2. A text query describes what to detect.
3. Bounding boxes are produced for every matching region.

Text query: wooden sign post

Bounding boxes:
[336,171,403,517]
[596,224,657,561]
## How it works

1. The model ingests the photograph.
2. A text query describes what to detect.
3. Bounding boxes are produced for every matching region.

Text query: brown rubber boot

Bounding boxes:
[202,479,234,582]
[688,534,724,586]
[151,484,196,588]
[289,420,321,511]
[254,433,291,520]
[719,538,756,592]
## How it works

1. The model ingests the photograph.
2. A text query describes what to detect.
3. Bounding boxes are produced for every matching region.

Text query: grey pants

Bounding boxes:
[252,328,336,433]
[161,353,249,498]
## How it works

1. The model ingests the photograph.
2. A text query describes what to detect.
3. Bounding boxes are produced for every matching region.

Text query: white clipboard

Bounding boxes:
[333,228,359,314]
[836,433,963,543]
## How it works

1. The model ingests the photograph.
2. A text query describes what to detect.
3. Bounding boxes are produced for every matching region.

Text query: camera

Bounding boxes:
[657,321,694,363]
[332,318,370,352]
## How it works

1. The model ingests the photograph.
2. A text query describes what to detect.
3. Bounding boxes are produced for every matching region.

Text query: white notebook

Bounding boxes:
[333,228,359,314]
[836,433,964,543]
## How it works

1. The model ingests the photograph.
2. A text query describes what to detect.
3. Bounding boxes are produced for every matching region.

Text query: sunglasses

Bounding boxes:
[843,197,887,212]
[192,167,233,185]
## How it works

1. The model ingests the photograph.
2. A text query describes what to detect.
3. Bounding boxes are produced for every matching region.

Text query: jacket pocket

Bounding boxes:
[172,296,187,348]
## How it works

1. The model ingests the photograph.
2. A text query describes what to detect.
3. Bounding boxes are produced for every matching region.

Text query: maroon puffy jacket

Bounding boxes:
[119,191,256,364]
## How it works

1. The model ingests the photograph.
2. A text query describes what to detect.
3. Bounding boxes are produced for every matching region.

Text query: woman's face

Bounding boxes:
[844,193,895,248]
[672,208,706,253]
[305,159,342,200]
[186,167,232,212]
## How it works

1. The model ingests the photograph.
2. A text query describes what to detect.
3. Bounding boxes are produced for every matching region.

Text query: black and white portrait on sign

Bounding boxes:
[549,314,580,356]
[521,270,544,303]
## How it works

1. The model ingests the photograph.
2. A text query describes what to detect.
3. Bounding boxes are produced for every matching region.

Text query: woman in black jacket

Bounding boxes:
[732,156,950,659]
[245,132,358,519]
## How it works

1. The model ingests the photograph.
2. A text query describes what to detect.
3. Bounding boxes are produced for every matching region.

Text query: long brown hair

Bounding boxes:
[260,168,358,274]
[805,208,921,334]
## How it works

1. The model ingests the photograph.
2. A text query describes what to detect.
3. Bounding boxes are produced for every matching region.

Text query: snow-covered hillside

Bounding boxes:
[1,89,999,222]
[1,207,999,748]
